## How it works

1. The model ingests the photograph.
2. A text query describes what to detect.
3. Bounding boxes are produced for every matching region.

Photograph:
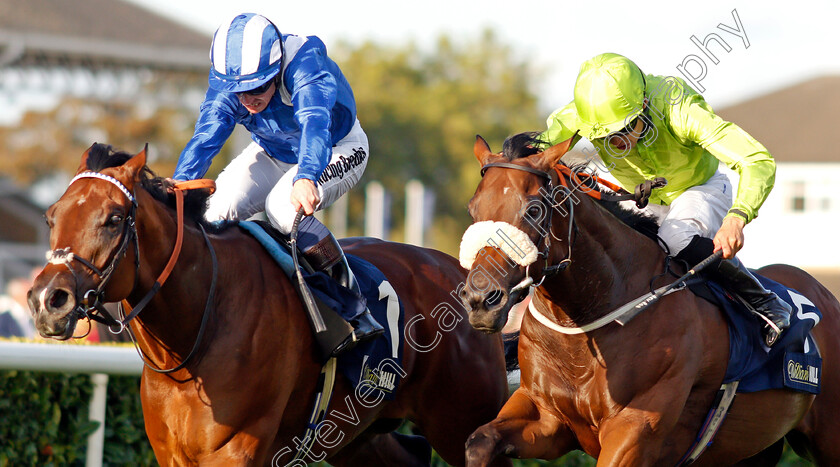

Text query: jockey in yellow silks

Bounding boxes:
[540,53,791,346]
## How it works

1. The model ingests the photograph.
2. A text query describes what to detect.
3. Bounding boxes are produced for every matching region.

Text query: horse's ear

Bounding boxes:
[75,143,96,174]
[541,135,576,168]
[123,144,148,179]
[474,135,494,165]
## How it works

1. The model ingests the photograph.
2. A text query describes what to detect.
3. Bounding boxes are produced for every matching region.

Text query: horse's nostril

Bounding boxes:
[484,289,504,308]
[49,289,69,310]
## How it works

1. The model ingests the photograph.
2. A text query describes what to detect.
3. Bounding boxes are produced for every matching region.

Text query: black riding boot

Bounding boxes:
[303,233,384,356]
[716,257,792,346]
[676,235,792,346]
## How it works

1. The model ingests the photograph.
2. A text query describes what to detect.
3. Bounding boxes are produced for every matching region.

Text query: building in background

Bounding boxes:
[0,0,209,291]
[0,0,208,124]
[718,76,840,298]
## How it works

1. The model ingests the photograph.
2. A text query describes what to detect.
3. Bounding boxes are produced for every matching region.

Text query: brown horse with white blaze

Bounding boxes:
[459,133,840,466]
[28,143,509,466]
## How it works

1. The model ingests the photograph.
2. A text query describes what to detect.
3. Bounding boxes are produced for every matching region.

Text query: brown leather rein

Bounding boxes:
[552,164,667,208]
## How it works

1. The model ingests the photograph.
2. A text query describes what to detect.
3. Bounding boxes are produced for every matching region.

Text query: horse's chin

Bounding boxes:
[465,284,530,334]
[35,314,77,341]
[468,306,511,334]
[471,323,504,335]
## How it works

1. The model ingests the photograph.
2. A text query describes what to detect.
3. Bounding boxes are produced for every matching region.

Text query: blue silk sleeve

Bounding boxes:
[285,46,338,184]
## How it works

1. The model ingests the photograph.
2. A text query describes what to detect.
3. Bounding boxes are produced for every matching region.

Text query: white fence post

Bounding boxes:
[405,180,423,246]
[365,182,387,239]
[86,373,109,467]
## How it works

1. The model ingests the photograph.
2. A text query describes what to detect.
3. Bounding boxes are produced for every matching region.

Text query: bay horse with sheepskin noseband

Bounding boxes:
[459,133,840,466]
[28,144,509,466]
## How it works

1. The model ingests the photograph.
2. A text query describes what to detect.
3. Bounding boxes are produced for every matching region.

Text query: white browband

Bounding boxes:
[69,172,135,204]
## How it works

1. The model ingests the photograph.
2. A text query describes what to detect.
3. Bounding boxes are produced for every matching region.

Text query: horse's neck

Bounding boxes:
[126,194,320,377]
[127,193,215,354]
[540,197,664,320]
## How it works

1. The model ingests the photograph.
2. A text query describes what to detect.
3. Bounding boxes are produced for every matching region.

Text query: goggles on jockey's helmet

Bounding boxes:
[209,13,283,93]
[574,53,646,140]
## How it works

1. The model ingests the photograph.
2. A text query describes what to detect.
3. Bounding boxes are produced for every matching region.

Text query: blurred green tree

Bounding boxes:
[332,29,544,253]
[0,73,231,185]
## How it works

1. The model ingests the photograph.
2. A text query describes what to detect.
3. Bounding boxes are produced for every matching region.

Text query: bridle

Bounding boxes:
[479,162,577,287]
[46,172,140,332]
[478,161,666,287]
[46,172,217,373]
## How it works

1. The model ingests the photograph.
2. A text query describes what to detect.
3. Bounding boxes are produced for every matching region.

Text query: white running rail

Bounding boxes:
[0,341,143,467]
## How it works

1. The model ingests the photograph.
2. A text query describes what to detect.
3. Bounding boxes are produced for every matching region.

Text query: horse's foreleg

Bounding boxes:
[465,389,575,467]
[597,403,687,467]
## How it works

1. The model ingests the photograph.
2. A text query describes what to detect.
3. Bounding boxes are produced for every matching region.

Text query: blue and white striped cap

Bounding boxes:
[209,13,283,93]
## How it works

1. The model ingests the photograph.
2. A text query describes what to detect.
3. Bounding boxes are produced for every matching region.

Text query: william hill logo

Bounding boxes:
[787,360,819,386]
[361,364,396,393]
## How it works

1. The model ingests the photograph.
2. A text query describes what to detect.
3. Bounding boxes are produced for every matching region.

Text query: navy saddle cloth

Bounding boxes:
[699,274,822,394]
[239,221,406,401]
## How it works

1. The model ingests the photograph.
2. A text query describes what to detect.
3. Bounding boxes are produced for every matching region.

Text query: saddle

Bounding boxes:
[689,276,822,394]
[242,220,356,360]
[238,220,407,400]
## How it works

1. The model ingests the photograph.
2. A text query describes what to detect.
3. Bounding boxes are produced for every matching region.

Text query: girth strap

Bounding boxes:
[287,357,338,463]
[677,381,740,465]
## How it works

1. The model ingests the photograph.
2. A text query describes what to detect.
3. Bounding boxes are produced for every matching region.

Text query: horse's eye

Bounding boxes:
[107,214,123,226]
[526,205,543,219]
[44,207,56,228]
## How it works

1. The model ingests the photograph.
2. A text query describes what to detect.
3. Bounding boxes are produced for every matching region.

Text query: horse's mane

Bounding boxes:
[501,132,660,241]
[84,143,222,230]
[501,132,545,160]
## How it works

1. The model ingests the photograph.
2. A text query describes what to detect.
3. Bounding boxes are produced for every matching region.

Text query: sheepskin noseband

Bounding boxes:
[459,221,539,270]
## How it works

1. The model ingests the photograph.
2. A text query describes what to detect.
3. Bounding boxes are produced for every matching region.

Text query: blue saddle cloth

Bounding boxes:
[238,221,405,401]
[704,275,822,394]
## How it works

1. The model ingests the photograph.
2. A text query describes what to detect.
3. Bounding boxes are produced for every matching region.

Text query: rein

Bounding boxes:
[552,165,667,209]
[527,245,723,335]
[478,159,678,333]
[119,179,216,329]
[47,173,217,373]
[124,222,218,374]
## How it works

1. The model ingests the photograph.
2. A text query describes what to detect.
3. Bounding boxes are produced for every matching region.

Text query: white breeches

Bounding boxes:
[643,170,733,255]
[204,119,369,233]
